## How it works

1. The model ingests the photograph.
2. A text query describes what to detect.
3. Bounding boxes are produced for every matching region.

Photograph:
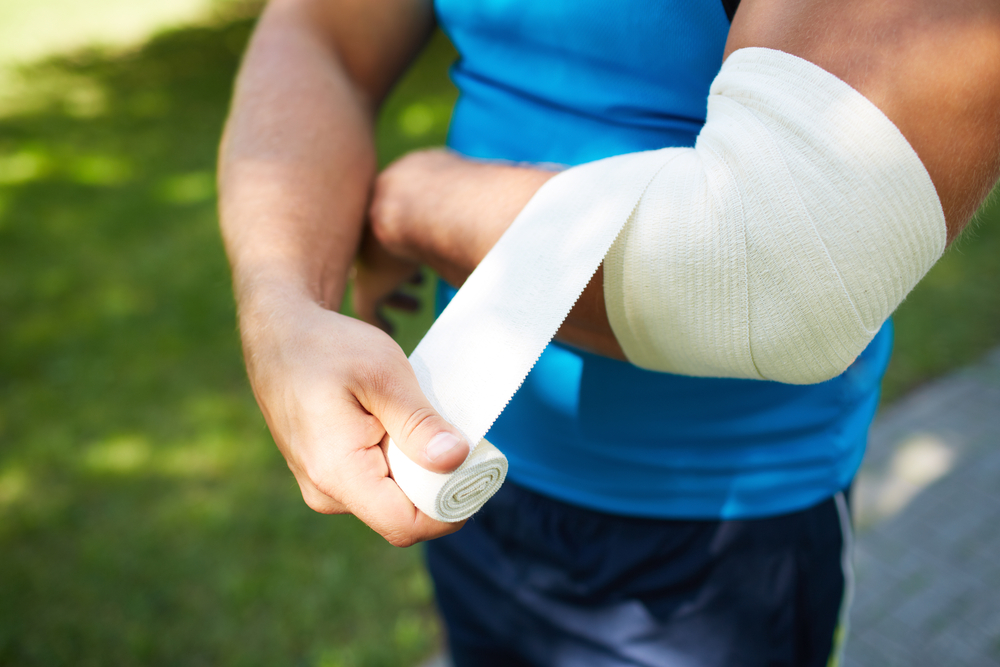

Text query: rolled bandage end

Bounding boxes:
[387,437,508,523]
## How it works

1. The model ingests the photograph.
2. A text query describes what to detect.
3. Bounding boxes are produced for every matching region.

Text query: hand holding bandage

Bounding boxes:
[233,291,472,545]
[372,48,946,521]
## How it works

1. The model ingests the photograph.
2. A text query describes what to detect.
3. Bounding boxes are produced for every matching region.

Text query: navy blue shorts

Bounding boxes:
[426,481,853,667]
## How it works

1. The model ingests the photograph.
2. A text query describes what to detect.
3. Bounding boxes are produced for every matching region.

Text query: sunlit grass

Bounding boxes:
[0,0,227,69]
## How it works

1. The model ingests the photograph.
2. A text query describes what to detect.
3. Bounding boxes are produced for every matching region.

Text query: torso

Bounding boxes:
[434,0,889,519]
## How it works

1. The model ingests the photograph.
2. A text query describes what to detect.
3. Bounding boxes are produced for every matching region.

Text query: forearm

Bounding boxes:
[217,1,472,543]
[219,0,433,329]
[220,6,368,322]
[370,153,626,358]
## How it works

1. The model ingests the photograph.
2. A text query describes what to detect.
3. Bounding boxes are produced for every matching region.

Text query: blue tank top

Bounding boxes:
[434,0,890,519]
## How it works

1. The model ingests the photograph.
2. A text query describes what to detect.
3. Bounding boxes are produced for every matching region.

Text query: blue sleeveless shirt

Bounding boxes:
[434,0,890,519]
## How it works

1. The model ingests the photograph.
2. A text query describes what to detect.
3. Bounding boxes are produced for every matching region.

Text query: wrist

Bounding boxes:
[235,275,332,345]
[369,150,559,283]
[231,247,348,310]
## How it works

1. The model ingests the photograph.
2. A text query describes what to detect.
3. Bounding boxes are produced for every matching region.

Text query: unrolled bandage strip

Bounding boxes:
[387,148,675,522]
[387,48,945,523]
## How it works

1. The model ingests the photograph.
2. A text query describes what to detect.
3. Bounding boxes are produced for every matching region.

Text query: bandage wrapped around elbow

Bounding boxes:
[604,48,946,384]
[388,48,947,523]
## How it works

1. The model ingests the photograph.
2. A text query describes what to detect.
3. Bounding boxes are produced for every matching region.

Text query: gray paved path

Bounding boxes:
[845,349,1000,667]
[419,349,1000,667]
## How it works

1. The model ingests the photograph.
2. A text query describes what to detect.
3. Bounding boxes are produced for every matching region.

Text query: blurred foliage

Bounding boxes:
[0,8,455,667]
[0,2,998,665]
[883,191,1000,403]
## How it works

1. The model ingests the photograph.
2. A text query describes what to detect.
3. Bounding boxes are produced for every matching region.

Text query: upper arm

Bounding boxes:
[253,0,435,108]
[725,0,1000,241]
[219,0,435,308]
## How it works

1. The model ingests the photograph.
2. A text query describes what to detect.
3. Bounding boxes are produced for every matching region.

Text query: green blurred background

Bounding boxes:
[0,2,997,665]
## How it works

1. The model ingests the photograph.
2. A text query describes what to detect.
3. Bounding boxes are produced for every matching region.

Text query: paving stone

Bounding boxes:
[846,348,1000,667]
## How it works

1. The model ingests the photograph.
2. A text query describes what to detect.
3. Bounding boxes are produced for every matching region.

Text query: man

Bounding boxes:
[218,0,1000,664]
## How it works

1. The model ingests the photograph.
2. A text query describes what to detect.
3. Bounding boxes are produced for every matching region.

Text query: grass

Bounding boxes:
[0,8,455,667]
[0,4,997,665]
[883,191,1000,402]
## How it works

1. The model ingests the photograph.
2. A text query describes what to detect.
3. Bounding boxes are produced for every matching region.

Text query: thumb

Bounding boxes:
[359,364,470,475]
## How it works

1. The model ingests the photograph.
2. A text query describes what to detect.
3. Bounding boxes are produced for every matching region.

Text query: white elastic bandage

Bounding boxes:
[388,47,945,521]
[387,149,672,522]
[604,48,946,383]
[387,437,507,523]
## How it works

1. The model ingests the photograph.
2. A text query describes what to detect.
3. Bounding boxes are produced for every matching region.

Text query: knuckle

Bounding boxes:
[355,352,409,405]
[300,454,341,500]
[356,358,394,399]
[384,530,418,548]
[399,405,439,443]
[354,409,384,439]
[303,494,336,515]
[299,481,340,515]
[305,466,339,500]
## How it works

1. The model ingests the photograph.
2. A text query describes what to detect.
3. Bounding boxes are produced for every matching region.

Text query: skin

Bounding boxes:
[364,0,1000,357]
[220,0,1000,546]
[218,0,467,547]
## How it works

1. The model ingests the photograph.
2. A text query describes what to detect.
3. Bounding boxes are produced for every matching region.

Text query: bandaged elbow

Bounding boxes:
[603,48,946,385]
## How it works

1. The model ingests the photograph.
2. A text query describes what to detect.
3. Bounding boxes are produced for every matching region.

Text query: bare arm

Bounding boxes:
[221,0,427,309]
[366,0,1000,358]
[219,0,471,546]
[727,0,1000,238]
[365,152,624,357]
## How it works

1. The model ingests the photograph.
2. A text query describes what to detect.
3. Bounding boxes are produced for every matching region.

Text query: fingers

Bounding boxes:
[354,359,470,476]
[298,438,463,545]
[349,474,466,547]
[295,475,350,514]
[375,311,394,336]
[247,300,466,548]
[352,230,424,331]
[356,292,420,335]
[383,291,420,312]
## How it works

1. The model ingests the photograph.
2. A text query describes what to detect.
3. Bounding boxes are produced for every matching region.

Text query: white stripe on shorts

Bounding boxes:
[829,491,855,667]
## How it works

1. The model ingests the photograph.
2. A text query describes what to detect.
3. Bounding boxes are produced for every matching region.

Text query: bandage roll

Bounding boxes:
[387,438,507,523]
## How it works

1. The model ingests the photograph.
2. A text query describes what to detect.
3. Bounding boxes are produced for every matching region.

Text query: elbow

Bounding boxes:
[742,279,879,386]
[615,303,868,386]
[747,320,865,386]
[606,238,880,386]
